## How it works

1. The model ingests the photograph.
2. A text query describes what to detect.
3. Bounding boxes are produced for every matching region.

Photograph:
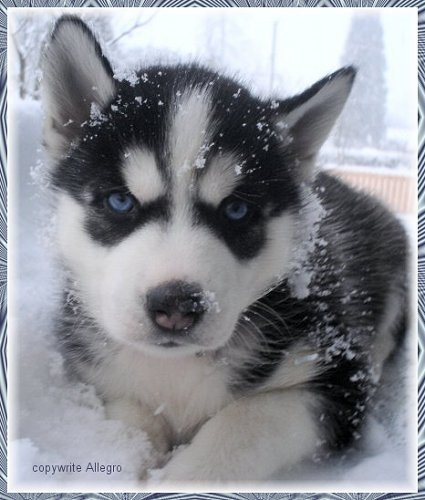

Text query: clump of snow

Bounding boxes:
[194,157,206,169]
[89,102,108,126]
[294,353,319,366]
[194,142,215,169]
[153,404,166,416]
[192,290,221,314]
[113,68,139,87]
[235,164,243,175]
[276,119,289,130]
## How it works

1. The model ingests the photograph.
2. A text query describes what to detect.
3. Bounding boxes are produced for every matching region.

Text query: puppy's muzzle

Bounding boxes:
[146,281,206,332]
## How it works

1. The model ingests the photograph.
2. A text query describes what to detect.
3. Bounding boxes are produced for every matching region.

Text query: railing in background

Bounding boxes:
[327,167,416,214]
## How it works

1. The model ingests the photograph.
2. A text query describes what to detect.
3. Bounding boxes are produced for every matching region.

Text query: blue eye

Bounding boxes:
[223,199,249,221]
[106,192,135,213]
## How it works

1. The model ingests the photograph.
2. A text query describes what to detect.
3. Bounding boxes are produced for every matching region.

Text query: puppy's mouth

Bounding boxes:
[138,334,209,357]
[149,327,206,349]
[156,340,181,348]
[158,340,181,349]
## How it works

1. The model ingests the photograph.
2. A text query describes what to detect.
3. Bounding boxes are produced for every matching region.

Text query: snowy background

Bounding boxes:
[8,8,417,493]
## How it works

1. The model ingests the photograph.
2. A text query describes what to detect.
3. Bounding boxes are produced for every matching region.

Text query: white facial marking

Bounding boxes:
[198,153,240,206]
[168,88,215,215]
[245,213,295,298]
[121,147,165,203]
[56,194,109,318]
[169,88,213,173]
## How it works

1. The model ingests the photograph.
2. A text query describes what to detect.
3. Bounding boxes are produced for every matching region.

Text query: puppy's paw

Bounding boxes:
[139,450,171,481]
[156,445,230,483]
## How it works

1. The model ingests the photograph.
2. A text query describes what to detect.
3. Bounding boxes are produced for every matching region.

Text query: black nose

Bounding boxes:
[146,281,206,331]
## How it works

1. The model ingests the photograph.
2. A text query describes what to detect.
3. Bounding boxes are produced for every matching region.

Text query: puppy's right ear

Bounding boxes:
[42,16,116,160]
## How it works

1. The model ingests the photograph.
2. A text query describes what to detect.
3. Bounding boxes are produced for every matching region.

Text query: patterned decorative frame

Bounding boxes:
[2,1,423,499]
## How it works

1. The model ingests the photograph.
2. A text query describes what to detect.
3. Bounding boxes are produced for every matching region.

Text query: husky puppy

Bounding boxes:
[41,16,408,483]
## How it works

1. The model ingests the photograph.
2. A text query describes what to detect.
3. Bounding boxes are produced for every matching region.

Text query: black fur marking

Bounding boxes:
[228,282,303,389]
[194,171,300,259]
[310,356,371,451]
[195,198,266,260]
[86,196,169,246]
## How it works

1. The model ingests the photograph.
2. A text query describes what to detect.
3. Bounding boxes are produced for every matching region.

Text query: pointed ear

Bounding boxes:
[42,16,116,160]
[276,67,356,179]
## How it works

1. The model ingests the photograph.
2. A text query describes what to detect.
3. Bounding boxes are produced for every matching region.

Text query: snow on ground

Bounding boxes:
[8,97,416,493]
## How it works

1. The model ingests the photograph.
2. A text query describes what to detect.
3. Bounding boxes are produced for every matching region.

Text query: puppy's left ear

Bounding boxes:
[276,67,356,180]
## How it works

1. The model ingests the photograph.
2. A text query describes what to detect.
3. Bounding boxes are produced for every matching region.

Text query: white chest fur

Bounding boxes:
[86,344,232,441]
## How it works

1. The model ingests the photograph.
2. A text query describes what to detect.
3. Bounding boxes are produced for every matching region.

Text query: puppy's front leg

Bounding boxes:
[160,389,318,482]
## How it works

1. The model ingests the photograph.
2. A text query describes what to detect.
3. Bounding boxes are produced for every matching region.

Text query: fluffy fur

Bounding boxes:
[41,15,408,484]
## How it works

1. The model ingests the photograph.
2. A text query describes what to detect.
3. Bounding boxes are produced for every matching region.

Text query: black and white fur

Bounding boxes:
[41,16,408,483]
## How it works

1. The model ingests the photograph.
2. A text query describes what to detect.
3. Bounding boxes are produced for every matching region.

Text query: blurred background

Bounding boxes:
[10,8,417,216]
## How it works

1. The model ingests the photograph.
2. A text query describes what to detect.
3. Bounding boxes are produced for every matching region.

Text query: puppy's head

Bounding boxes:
[42,16,355,356]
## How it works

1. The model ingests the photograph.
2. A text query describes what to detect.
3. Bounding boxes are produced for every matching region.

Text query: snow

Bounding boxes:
[8,96,416,493]
[113,69,139,87]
